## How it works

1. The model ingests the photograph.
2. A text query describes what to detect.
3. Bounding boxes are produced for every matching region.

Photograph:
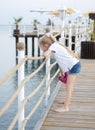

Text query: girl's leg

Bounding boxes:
[64,74,76,110]
[54,74,76,113]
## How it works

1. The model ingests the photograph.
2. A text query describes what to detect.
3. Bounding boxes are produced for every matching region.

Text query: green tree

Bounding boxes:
[33,19,40,30]
[13,17,23,29]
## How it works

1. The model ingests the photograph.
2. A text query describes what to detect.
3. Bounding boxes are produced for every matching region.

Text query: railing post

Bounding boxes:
[59,7,67,43]
[34,38,38,57]
[68,23,72,50]
[75,25,78,54]
[60,20,65,43]
[17,43,25,130]
[45,57,50,107]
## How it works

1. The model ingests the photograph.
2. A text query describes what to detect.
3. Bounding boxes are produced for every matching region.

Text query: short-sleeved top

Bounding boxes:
[49,42,79,72]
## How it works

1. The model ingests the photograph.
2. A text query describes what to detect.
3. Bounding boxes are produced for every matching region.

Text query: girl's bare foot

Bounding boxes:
[53,107,69,113]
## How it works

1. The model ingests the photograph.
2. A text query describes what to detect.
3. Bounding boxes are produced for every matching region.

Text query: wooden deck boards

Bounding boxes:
[40,60,95,130]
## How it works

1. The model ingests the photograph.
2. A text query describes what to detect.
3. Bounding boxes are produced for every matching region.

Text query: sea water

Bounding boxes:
[0,25,58,130]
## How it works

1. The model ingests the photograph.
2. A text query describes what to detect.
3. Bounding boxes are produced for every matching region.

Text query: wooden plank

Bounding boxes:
[47,113,95,120]
[45,117,95,124]
[43,121,95,128]
[41,126,95,130]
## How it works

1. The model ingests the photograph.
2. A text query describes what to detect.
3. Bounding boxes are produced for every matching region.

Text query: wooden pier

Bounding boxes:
[40,59,95,130]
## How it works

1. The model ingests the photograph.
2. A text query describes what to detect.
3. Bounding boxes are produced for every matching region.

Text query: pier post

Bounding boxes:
[17,43,25,130]
[45,57,50,107]
[15,36,19,56]
[32,37,35,56]
[25,37,28,56]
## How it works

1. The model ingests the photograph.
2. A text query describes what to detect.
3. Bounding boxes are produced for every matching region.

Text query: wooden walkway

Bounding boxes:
[40,60,95,130]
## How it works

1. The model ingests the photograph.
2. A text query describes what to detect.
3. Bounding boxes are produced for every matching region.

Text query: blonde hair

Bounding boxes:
[39,34,56,47]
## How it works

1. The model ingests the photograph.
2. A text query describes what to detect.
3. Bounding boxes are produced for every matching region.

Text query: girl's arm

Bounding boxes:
[43,50,52,57]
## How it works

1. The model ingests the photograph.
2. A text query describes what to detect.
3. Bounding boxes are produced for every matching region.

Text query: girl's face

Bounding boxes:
[41,44,50,52]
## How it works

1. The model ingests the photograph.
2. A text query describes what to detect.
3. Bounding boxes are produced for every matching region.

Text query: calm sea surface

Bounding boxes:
[0,25,58,130]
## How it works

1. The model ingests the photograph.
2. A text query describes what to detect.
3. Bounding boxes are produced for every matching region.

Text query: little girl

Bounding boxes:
[39,34,81,113]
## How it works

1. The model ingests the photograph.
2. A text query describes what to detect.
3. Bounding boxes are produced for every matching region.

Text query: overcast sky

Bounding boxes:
[0,0,95,24]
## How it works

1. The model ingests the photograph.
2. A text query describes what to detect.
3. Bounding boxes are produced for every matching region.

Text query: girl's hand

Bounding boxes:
[43,50,52,57]
[60,69,64,77]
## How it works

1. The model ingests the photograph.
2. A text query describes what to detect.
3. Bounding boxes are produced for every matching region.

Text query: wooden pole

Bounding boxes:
[17,42,25,130]
[32,37,35,56]
[15,36,19,56]
[25,37,28,56]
